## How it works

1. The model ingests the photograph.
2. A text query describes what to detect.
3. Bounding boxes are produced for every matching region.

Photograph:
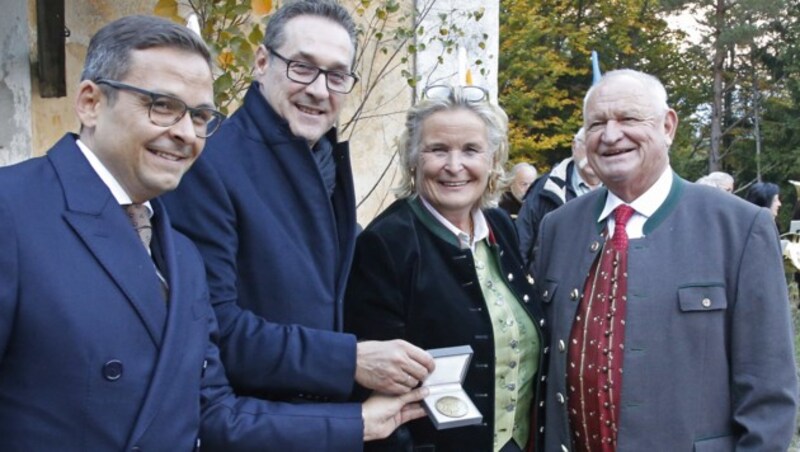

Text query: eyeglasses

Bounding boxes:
[267,47,359,94]
[422,85,488,103]
[95,79,225,138]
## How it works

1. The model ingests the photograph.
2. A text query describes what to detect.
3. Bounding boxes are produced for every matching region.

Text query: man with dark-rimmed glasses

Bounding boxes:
[164,1,435,449]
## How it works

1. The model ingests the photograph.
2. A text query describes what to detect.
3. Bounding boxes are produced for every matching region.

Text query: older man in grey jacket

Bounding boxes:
[535,69,797,451]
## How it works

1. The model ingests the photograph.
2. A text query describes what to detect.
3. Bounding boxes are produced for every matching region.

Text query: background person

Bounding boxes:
[499,162,537,218]
[345,85,546,452]
[516,127,601,272]
[745,181,781,219]
[535,69,797,451]
[695,171,734,193]
[163,0,435,409]
[0,15,427,451]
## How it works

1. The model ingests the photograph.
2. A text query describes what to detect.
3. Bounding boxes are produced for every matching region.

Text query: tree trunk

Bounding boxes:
[709,0,725,173]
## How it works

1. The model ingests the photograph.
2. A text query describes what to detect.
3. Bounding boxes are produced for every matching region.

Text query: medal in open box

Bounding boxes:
[421,345,482,429]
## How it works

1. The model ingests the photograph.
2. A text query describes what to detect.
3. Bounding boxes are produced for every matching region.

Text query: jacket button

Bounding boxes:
[570,288,580,301]
[558,340,566,352]
[556,392,565,404]
[590,241,600,252]
[527,275,535,285]
[507,273,514,281]
[103,360,123,381]
[701,298,712,308]
[542,289,549,298]
[561,445,569,452]
[523,294,530,303]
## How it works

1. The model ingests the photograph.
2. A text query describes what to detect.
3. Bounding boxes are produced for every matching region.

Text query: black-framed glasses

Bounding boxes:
[95,79,225,138]
[422,85,488,103]
[267,47,359,94]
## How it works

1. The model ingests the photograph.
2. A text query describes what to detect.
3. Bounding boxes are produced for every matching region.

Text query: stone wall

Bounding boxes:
[0,0,32,166]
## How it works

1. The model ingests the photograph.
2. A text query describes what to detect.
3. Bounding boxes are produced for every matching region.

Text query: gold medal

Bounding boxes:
[435,395,468,418]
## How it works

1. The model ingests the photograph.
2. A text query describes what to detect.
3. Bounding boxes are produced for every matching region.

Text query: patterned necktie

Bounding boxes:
[567,204,635,452]
[610,205,635,250]
[123,203,152,251]
[123,203,169,302]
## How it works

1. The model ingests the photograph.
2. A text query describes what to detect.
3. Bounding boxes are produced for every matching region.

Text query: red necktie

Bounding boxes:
[567,205,635,451]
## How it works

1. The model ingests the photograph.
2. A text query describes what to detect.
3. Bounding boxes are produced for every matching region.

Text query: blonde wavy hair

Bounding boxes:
[394,87,511,209]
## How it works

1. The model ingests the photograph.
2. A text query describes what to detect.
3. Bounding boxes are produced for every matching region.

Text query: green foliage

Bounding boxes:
[499,0,694,171]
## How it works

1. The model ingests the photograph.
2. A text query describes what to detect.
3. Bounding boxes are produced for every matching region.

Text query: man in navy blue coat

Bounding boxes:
[164,0,435,406]
[0,15,426,451]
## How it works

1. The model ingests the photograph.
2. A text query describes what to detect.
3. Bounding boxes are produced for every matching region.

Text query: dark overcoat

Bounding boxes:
[163,83,359,403]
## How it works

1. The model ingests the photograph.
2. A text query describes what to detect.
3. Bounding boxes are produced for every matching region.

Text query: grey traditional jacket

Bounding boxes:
[534,175,797,451]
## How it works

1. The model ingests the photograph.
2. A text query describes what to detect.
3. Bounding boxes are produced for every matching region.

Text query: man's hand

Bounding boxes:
[362,387,429,442]
[355,340,436,394]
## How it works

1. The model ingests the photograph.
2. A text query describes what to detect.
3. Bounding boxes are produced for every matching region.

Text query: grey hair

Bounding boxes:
[583,69,670,121]
[510,162,535,177]
[80,15,211,102]
[705,171,734,187]
[395,88,510,209]
[263,0,357,68]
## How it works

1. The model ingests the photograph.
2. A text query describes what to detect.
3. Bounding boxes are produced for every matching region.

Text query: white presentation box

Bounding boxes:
[421,345,482,430]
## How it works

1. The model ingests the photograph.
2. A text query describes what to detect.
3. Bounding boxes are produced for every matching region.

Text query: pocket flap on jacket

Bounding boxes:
[678,285,727,312]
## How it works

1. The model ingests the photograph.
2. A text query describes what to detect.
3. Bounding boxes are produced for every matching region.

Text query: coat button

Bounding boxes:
[590,241,600,252]
[570,288,580,301]
[701,298,712,308]
[527,275,534,285]
[542,289,549,299]
[103,360,123,381]
[561,445,569,452]
[558,340,566,352]
[507,273,514,282]
[556,392,565,404]
[523,294,530,303]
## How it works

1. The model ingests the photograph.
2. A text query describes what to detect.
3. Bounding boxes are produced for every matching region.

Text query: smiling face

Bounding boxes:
[76,47,214,203]
[416,108,493,230]
[584,75,678,202]
[254,15,354,148]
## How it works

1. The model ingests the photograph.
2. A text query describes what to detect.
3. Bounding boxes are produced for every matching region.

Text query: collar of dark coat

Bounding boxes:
[592,172,686,235]
[242,81,340,149]
[406,196,497,248]
[539,158,576,205]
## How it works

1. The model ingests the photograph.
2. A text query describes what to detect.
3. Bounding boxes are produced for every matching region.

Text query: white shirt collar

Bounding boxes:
[76,138,153,216]
[597,166,673,239]
[419,196,489,251]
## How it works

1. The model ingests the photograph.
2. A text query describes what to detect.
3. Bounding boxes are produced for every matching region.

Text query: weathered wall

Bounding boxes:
[29,0,156,156]
[0,0,32,166]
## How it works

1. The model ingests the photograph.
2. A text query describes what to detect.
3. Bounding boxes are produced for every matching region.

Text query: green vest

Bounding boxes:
[474,241,539,451]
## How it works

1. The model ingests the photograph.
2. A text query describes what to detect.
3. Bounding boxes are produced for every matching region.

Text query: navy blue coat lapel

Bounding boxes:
[128,198,195,444]
[49,135,166,345]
